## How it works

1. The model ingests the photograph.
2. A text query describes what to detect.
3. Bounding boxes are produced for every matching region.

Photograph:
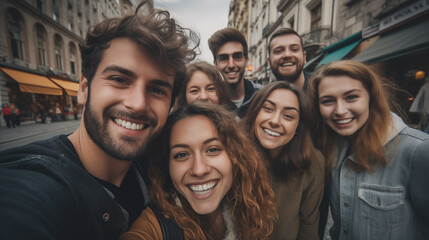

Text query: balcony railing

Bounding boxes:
[301,27,330,45]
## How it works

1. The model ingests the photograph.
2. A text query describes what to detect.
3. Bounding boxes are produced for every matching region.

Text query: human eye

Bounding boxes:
[283,112,295,120]
[188,88,199,95]
[345,94,358,101]
[206,146,222,155]
[207,86,217,92]
[109,75,129,85]
[273,48,283,55]
[320,98,334,105]
[216,54,228,62]
[172,151,189,161]
[233,52,244,61]
[262,104,273,112]
[290,46,300,52]
[148,86,168,97]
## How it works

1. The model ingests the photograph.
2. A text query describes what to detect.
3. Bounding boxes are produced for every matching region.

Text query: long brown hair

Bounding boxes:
[146,102,276,240]
[241,81,314,181]
[307,60,398,174]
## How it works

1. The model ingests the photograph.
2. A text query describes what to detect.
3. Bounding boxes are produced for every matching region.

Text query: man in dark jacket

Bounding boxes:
[208,27,262,118]
[0,5,198,240]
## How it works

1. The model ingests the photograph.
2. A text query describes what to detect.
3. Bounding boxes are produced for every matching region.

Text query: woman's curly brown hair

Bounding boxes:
[146,102,277,240]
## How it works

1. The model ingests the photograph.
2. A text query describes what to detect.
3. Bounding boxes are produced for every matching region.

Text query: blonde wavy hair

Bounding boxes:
[146,102,277,240]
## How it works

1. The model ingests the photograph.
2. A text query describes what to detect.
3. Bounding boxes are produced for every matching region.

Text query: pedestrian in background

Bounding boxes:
[410,71,429,133]
[242,81,324,240]
[175,61,235,111]
[55,103,62,121]
[307,60,429,239]
[73,106,78,120]
[14,104,20,127]
[2,103,12,128]
[9,103,18,127]
[121,102,276,240]
[35,102,47,124]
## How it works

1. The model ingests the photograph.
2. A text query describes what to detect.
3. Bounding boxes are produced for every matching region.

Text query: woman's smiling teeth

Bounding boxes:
[335,118,353,124]
[263,128,282,137]
[189,181,217,195]
[114,118,146,130]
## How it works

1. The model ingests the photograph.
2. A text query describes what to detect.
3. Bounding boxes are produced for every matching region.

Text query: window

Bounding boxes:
[36,0,43,12]
[36,25,47,66]
[310,3,322,31]
[7,9,24,61]
[54,35,63,71]
[69,43,76,74]
[288,17,295,30]
[68,7,74,31]
[52,0,60,23]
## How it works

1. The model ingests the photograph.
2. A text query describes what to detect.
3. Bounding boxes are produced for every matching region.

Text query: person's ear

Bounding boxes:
[78,74,89,105]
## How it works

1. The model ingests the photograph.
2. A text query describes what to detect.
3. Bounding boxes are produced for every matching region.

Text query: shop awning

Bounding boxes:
[353,16,429,64]
[316,32,361,68]
[0,67,62,95]
[49,78,79,96]
[304,53,324,71]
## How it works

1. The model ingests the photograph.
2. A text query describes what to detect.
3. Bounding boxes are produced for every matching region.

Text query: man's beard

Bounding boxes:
[271,61,304,83]
[83,96,157,161]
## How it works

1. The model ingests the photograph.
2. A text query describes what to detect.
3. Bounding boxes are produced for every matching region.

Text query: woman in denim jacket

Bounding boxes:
[307,60,429,240]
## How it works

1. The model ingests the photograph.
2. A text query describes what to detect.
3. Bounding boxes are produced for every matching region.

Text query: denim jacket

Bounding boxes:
[329,113,429,240]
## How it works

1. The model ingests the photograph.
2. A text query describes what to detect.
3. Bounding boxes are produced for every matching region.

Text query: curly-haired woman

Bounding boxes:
[120,102,276,240]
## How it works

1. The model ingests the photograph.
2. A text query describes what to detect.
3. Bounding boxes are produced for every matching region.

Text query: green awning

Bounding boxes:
[353,16,429,64]
[316,32,361,69]
[316,41,361,68]
[304,53,324,70]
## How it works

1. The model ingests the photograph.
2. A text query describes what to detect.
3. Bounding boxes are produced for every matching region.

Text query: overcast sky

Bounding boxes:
[154,0,231,63]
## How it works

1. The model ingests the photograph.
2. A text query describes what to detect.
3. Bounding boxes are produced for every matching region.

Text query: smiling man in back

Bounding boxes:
[268,28,312,89]
[0,5,198,240]
[208,27,262,118]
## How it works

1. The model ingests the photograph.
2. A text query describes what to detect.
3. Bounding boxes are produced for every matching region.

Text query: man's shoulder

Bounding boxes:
[244,78,263,90]
[0,135,77,164]
[0,135,128,239]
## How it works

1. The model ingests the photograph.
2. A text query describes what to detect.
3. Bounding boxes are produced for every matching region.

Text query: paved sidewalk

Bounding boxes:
[0,120,80,145]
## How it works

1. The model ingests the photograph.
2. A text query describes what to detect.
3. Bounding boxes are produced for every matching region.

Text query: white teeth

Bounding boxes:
[227,72,237,75]
[336,118,352,124]
[263,128,281,137]
[189,181,216,195]
[281,63,294,66]
[114,118,145,130]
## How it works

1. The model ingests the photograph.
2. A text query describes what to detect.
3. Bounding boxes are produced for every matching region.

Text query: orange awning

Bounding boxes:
[49,78,79,96]
[0,67,62,96]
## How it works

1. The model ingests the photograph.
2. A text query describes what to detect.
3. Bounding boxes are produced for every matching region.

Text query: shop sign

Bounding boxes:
[380,0,429,31]
[362,23,380,39]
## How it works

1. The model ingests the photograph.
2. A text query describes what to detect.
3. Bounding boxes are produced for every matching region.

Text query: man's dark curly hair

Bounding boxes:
[79,2,200,103]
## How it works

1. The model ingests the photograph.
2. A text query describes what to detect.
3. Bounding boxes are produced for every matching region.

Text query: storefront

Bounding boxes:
[0,66,80,124]
[353,2,429,125]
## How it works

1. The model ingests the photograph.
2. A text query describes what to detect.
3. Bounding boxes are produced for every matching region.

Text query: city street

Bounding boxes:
[0,120,80,152]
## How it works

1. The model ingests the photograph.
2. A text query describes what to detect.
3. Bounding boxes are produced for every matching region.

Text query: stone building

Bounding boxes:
[229,0,429,123]
[0,0,153,125]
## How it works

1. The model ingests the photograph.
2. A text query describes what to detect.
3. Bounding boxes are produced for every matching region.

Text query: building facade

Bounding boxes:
[230,0,429,124]
[0,0,149,126]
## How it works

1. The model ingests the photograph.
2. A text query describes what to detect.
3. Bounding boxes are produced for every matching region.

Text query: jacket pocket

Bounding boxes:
[358,184,405,239]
